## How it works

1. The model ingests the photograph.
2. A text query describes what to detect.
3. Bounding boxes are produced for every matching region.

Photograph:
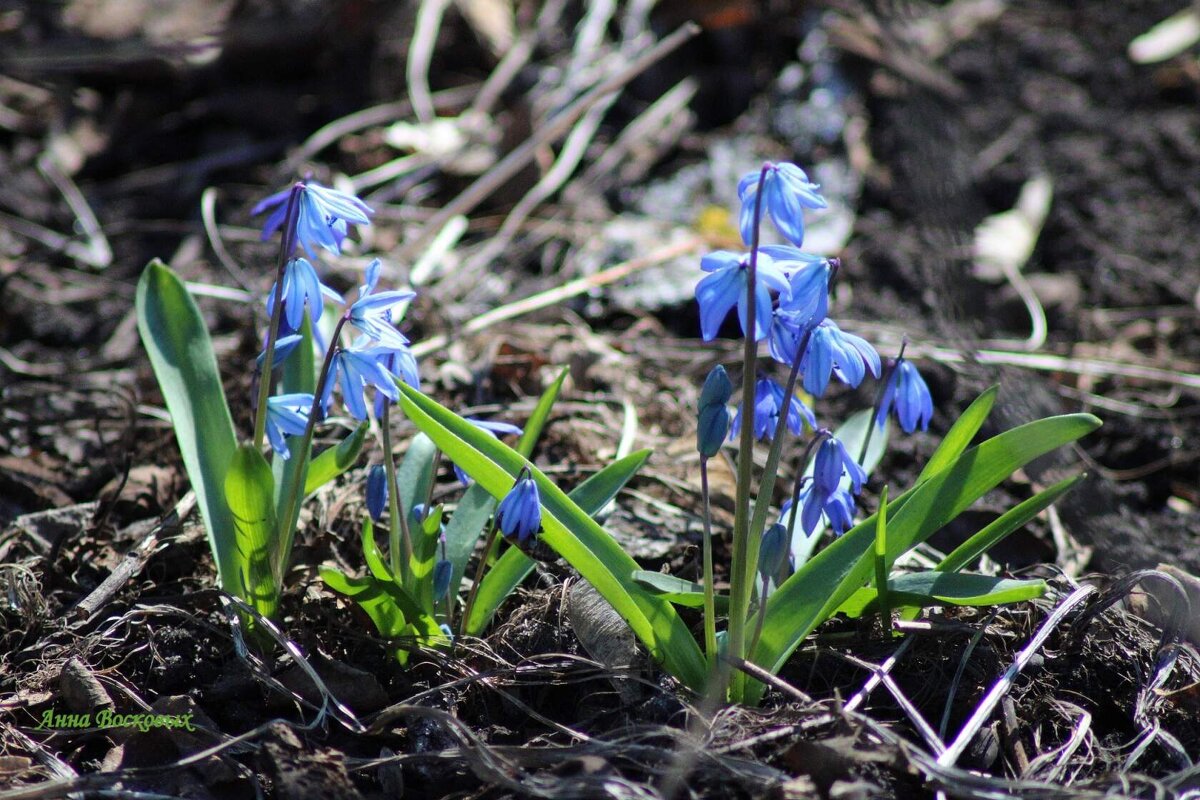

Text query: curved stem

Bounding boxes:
[785,426,831,536]
[253,184,303,450]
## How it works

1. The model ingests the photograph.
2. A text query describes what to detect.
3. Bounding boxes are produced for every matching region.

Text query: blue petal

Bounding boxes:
[696,268,741,341]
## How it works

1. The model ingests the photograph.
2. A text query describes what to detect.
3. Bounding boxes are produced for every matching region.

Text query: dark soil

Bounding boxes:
[2,1,1199,798]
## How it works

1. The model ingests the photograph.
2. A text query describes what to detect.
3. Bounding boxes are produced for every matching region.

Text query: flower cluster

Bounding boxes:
[254,181,420,459]
[695,161,934,539]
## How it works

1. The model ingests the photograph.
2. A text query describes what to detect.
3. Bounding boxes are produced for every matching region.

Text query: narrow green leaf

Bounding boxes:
[224,445,279,618]
[445,368,568,606]
[319,567,432,639]
[838,573,1047,618]
[937,474,1084,574]
[917,385,997,483]
[303,423,368,495]
[136,260,239,595]
[360,518,393,582]
[750,411,1100,704]
[631,570,731,612]
[464,450,651,635]
[396,381,707,690]
[874,486,892,632]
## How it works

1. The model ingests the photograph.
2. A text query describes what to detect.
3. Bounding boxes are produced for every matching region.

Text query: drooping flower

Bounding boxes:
[697,365,733,458]
[265,393,313,460]
[761,246,832,328]
[453,418,524,485]
[800,319,881,397]
[257,333,303,371]
[348,259,415,350]
[320,344,400,420]
[737,162,827,247]
[695,250,791,341]
[432,558,453,601]
[799,435,867,535]
[731,377,816,442]
[758,523,790,581]
[253,181,373,258]
[495,475,541,542]
[372,341,421,419]
[879,359,933,433]
[266,257,345,334]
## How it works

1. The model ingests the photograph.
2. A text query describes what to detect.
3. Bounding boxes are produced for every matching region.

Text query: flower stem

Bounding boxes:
[860,337,906,465]
[726,163,771,703]
[700,457,718,670]
[275,314,347,580]
[252,183,303,451]
[381,403,414,590]
[458,522,499,642]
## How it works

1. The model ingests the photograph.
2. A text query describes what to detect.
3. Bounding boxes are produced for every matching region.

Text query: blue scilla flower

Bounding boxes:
[321,344,400,420]
[366,464,389,522]
[737,162,827,247]
[799,435,866,535]
[253,181,373,258]
[267,258,345,334]
[695,250,791,342]
[453,419,524,485]
[761,246,832,327]
[880,359,934,433]
[265,393,313,460]
[348,260,415,350]
[495,475,541,542]
[731,377,816,442]
[800,319,881,397]
[257,333,303,370]
[432,558,453,601]
[372,343,421,419]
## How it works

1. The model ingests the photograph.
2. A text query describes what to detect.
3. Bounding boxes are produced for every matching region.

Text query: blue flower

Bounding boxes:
[737,162,827,247]
[267,258,345,334]
[758,523,790,581]
[453,418,524,485]
[320,345,400,420]
[265,393,313,460]
[257,333,303,371]
[761,246,832,327]
[695,250,791,341]
[366,464,389,522]
[697,365,733,458]
[495,475,542,542]
[253,181,373,258]
[799,435,867,536]
[348,259,415,349]
[372,343,421,419]
[800,319,881,397]
[880,359,933,433]
[731,377,816,442]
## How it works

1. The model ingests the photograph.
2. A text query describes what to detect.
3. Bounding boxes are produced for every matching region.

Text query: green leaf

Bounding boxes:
[319,567,436,640]
[631,570,731,612]
[749,411,1100,705]
[837,572,1046,618]
[463,450,650,635]
[136,260,239,596]
[361,518,393,582]
[303,423,368,495]
[445,367,567,605]
[396,381,707,690]
[789,409,891,569]
[917,385,997,483]
[397,433,438,603]
[937,474,1084,574]
[224,445,279,618]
